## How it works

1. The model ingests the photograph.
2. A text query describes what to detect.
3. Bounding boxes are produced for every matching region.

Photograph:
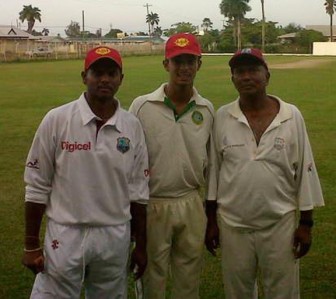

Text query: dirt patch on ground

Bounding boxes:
[270,58,335,69]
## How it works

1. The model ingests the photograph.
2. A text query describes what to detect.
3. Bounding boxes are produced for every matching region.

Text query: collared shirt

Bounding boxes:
[24,93,149,226]
[207,96,324,229]
[129,83,215,198]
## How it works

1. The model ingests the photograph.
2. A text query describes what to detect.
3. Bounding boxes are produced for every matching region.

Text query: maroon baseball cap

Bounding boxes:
[229,48,268,70]
[165,33,201,59]
[84,46,122,71]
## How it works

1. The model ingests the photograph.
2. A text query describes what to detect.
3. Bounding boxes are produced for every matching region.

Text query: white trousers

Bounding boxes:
[143,190,206,299]
[30,219,130,299]
[219,211,300,299]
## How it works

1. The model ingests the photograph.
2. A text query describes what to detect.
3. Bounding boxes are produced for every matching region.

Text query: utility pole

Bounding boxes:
[143,3,152,36]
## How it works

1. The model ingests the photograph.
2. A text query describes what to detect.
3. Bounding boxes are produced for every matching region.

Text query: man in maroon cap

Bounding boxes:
[22,46,149,298]
[206,48,324,298]
[129,33,215,299]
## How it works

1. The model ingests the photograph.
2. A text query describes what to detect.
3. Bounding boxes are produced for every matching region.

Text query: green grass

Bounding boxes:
[0,55,335,298]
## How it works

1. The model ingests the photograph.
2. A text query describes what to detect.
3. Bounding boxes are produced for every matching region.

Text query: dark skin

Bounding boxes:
[22,58,148,278]
[163,54,201,114]
[231,58,313,258]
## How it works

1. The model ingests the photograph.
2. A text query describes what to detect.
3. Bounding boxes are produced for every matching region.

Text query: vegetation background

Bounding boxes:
[0,54,335,298]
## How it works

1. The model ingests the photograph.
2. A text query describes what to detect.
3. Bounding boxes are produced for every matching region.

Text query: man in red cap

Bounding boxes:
[206,48,324,298]
[129,33,216,299]
[22,46,149,298]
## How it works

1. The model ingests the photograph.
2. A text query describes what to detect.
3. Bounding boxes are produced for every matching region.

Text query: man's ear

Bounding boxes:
[163,59,169,72]
[81,71,87,85]
[197,58,202,71]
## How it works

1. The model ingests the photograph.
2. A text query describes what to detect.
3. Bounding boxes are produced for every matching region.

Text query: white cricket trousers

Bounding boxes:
[143,190,206,299]
[219,211,300,299]
[30,219,130,299]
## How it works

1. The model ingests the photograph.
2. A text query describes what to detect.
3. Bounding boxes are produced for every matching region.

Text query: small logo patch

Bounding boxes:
[307,162,313,172]
[144,169,150,177]
[117,137,130,153]
[26,159,39,169]
[274,137,285,150]
[51,239,59,250]
[191,110,204,125]
[95,47,111,55]
[174,38,190,48]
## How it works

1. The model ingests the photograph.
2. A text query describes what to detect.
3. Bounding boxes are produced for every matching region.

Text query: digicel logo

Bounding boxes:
[61,141,91,152]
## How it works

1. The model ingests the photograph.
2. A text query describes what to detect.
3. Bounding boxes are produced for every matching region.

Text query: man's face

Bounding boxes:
[82,59,123,101]
[163,54,201,86]
[231,61,270,96]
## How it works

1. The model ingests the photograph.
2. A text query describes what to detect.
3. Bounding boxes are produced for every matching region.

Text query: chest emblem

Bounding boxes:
[116,137,130,153]
[191,110,203,125]
[274,137,285,150]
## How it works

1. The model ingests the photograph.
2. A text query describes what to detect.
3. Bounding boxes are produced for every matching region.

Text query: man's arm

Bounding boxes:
[293,209,313,259]
[205,200,220,256]
[130,202,147,280]
[22,202,46,274]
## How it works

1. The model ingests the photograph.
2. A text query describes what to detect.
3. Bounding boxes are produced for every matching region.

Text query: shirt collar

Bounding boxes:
[78,93,123,132]
[228,95,293,124]
[148,83,210,107]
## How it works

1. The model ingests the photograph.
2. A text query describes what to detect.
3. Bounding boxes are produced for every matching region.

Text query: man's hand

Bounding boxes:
[22,249,45,274]
[293,225,312,259]
[205,221,220,256]
[129,244,147,280]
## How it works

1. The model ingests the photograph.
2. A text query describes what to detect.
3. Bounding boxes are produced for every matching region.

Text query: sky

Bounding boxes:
[0,0,331,36]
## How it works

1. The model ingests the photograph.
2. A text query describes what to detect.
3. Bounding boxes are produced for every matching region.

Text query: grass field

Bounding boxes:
[0,54,335,298]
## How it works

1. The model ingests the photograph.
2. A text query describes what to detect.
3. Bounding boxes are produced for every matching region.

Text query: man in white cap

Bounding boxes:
[22,46,149,298]
[206,48,324,299]
[129,33,216,299]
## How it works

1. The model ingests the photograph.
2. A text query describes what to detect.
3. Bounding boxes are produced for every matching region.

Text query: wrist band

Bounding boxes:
[24,247,42,252]
[299,219,314,227]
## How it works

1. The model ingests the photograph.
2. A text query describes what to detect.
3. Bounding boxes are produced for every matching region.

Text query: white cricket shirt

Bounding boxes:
[129,83,214,198]
[208,96,324,229]
[24,93,149,226]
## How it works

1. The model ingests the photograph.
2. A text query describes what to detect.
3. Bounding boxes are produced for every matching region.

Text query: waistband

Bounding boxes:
[149,189,201,204]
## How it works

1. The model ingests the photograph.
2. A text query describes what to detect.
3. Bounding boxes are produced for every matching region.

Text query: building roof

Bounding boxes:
[0,25,37,39]
[306,25,336,36]
[278,33,297,39]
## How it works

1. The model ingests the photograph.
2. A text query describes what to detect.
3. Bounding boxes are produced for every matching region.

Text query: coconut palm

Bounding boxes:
[19,5,41,34]
[261,0,265,50]
[220,0,251,49]
[146,12,160,36]
[42,28,49,36]
[325,0,336,41]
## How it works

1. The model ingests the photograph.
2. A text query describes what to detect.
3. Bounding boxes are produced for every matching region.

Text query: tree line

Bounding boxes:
[18,1,336,53]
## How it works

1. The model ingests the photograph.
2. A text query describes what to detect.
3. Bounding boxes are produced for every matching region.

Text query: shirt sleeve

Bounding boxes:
[24,112,56,205]
[128,119,149,204]
[295,109,324,210]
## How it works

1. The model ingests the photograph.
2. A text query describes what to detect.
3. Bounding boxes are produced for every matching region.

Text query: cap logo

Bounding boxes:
[95,47,111,55]
[241,48,252,54]
[174,38,190,48]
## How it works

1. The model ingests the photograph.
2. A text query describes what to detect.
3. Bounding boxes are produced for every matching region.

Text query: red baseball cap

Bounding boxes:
[229,48,268,70]
[165,33,201,59]
[84,46,122,71]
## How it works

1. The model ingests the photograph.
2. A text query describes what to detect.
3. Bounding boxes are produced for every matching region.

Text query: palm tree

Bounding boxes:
[202,18,213,32]
[219,0,251,50]
[42,28,49,36]
[19,5,41,34]
[146,12,160,36]
[261,0,265,51]
[325,0,336,41]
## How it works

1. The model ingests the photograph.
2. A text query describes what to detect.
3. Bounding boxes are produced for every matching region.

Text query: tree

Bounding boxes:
[19,5,41,34]
[219,0,251,50]
[164,22,197,37]
[153,26,163,37]
[42,28,49,36]
[261,0,265,51]
[146,12,160,36]
[296,29,328,52]
[324,0,336,41]
[202,18,213,32]
[104,28,123,38]
[64,21,81,38]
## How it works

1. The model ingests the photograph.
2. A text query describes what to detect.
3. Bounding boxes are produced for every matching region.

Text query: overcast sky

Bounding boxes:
[0,0,331,36]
